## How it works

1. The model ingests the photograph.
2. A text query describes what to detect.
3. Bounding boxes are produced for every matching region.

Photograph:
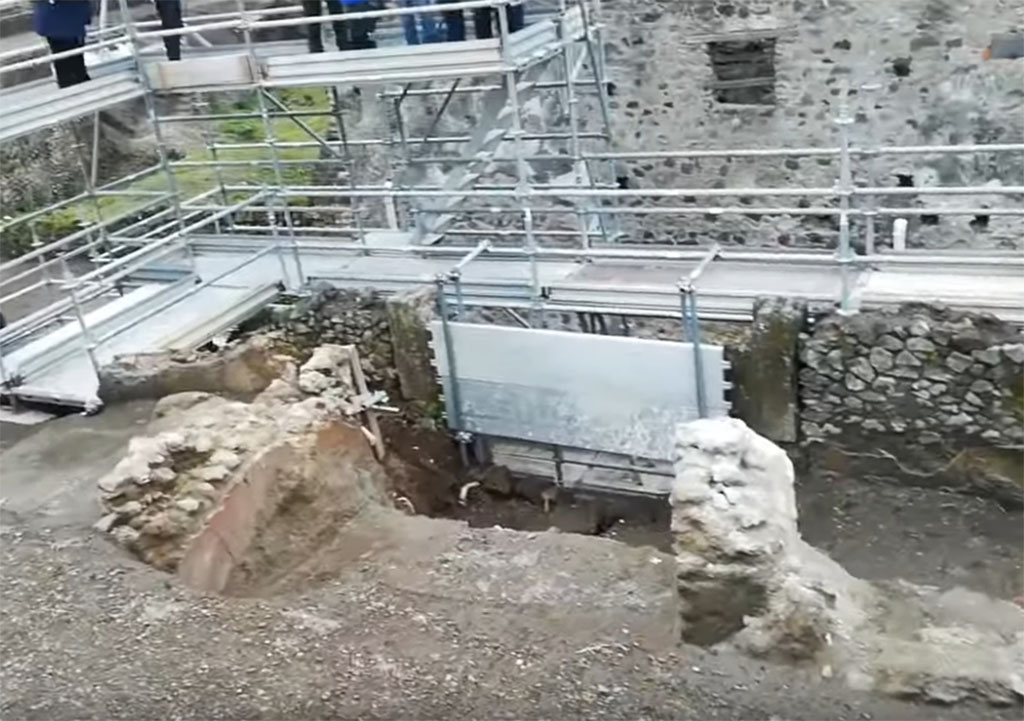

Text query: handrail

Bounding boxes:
[0,163,163,237]
[68,191,263,290]
[0,194,175,278]
[0,0,519,76]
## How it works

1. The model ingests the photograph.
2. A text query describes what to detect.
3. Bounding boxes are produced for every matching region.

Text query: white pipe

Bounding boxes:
[892,218,908,252]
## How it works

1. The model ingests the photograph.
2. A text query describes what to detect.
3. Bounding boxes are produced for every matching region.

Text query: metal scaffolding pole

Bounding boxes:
[576,0,616,205]
[559,0,595,250]
[860,82,883,255]
[498,8,541,322]
[114,0,191,275]
[328,86,369,249]
[836,85,855,314]
[276,183,1024,200]
[193,93,233,233]
[67,122,110,260]
[237,0,299,261]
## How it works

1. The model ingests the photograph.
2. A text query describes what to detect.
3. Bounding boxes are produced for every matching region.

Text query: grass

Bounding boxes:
[1,87,335,256]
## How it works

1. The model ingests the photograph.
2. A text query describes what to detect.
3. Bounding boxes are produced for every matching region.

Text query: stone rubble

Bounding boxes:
[95,344,373,571]
[672,417,1024,706]
[267,286,397,393]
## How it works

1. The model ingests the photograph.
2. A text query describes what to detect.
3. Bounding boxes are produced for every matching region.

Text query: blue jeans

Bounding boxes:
[400,0,440,45]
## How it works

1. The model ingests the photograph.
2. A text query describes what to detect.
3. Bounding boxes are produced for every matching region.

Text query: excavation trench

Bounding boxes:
[175,414,1021,603]
[192,417,671,598]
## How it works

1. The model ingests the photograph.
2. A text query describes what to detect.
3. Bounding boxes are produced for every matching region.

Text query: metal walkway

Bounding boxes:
[0,6,580,142]
[2,228,1023,407]
[3,0,1022,413]
[185,233,1024,319]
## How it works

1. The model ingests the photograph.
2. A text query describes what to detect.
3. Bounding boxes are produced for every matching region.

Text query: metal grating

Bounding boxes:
[430,321,729,460]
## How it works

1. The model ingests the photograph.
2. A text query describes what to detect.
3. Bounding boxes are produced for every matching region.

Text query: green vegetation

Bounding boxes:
[0,87,334,258]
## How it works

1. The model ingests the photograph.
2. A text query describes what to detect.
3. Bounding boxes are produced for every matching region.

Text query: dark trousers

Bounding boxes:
[474,4,525,38]
[47,36,90,88]
[302,0,376,53]
[440,1,524,41]
[155,0,183,61]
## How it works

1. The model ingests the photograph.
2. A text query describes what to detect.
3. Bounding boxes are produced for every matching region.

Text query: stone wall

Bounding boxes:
[96,344,390,591]
[355,0,1023,251]
[799,304,1024,504]
[583,0,1024,250]
[728,297,804,443]
[386,286,441,405]
[98,336,290,404]
[672,417,1024,705]
[268,286,398,395]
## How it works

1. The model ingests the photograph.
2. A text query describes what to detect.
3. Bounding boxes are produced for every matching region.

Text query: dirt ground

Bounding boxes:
[0,406,1022,720]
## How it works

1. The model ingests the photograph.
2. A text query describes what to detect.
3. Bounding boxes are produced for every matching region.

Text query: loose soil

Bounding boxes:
[1,406,1022,719]
[379,418,1023,599]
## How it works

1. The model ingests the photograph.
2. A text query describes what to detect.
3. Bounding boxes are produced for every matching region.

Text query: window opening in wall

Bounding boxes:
[707,38,777,105]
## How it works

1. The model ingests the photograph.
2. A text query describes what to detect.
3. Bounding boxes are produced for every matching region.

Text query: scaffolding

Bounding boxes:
[0,0,1023,408]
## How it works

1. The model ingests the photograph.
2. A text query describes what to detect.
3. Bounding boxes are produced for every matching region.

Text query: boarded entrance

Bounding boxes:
[430,322,728,460]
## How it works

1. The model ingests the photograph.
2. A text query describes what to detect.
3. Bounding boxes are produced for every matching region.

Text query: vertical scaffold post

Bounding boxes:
[238,0,299,275]
[677,243,720,420]
[836,82,855,314]
[559,0,590,251]
[67,119,110,266]
[553,445,564,486]
[860,81,882,256]
[447,239,491,319]
[116,0,187,251]
[69,284,101,379]
[678,287,707,419]
[575,0,615,212]
[193,92,233,233]
[329,86,368,251]
[499,6,541,325]
[89,0,110,187]
[436,275,468,466]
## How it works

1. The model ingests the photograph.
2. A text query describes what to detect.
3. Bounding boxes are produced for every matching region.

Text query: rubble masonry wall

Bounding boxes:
[799,303,1024,503]
[586,0,1024,250]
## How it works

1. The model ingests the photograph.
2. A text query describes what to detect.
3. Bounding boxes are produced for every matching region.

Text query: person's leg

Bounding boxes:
[346,1,376,50]
[438,0,464,41]
[417,0,441,44]
[47,37,77,88]
[69,36,90,84]
[326,0,353,50]
[301,0,325,53]
[472,7,492,38]
[506,2,524,33]
[399,0,419,45]
[155,0,183,61]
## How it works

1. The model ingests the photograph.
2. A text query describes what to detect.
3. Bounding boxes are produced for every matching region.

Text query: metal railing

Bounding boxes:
[1,0,1022,407]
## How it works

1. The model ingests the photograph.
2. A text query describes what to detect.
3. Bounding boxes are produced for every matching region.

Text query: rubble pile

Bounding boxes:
[95,345,375,571]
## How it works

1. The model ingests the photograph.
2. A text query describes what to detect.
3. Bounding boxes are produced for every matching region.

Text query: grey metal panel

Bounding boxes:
[145,53,256,92]
[430,322,728,460]
[507,19,560,66]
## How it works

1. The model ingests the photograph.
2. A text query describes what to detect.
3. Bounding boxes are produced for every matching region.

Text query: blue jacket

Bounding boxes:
[33,0,91,40]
